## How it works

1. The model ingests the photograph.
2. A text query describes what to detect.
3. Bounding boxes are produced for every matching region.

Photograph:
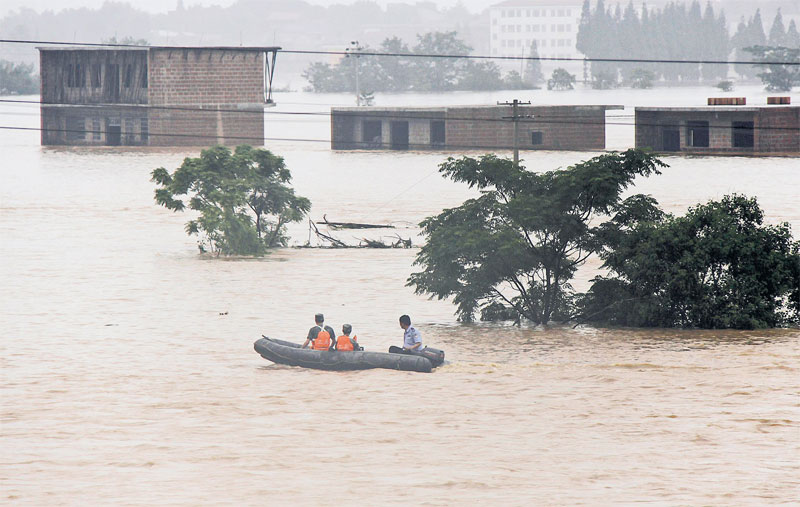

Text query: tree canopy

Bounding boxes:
[745,45,800,91]
[0,60,38,95]
[407,149,666,324]
[582,195,800,328]
[151,145,310,256]
[303,31,539,93]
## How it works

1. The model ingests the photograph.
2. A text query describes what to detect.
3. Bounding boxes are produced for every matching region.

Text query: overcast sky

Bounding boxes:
[0,0,489,17]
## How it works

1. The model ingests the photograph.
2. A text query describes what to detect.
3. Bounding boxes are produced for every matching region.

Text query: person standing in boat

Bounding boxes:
[302,313,336,351]
[335,324,360,351]
[399,314,423,352]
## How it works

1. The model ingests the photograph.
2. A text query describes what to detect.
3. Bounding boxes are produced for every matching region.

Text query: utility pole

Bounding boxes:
[498,99,532,166]
[345,40,364,106]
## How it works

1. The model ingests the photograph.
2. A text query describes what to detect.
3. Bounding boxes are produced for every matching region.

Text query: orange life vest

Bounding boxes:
[312,326,332,350]
[336,334,357,351]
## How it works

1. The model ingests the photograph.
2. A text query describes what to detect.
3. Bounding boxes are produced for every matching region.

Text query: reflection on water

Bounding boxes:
[1,88,799,504]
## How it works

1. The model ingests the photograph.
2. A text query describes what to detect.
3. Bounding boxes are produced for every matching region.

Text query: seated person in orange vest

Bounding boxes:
[302,313,336,351]
[335,324,360,351]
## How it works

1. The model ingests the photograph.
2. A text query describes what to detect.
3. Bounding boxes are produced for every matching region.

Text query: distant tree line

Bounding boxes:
[577,1,800,86]
[303,31,544,93]
[0,60,38,95]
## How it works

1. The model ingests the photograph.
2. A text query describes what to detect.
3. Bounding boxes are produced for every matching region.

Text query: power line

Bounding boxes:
[2,123,797,147]
[1,38,798,66]
[2,99,796,132]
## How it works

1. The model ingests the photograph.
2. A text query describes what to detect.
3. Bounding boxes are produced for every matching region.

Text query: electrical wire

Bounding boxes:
[1,38,799,66]
[1,99,795,132]
[0,123,793,148]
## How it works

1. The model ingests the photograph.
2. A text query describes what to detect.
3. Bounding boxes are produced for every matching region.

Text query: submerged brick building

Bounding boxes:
[38,45,280,146]
[331,105,622,151]
[635,100,800,156]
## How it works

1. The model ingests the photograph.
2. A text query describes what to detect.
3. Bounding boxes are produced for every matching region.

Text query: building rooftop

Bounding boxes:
[636,105,798,112]
[37,45,281,52]
[491,0,582,7]
[333,105,623,111]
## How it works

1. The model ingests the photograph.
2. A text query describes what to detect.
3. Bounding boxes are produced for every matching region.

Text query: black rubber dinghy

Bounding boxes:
[254,337,439,373]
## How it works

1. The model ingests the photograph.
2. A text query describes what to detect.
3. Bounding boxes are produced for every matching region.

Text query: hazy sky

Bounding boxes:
[0,0,490,17]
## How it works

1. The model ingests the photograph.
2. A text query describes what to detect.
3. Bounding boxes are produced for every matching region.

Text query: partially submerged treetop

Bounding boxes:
[408,149,667,324]
[151,145,310,256]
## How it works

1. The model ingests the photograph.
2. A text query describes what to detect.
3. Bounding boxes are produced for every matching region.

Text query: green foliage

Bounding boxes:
[578,0,729,83]
[0,60,38,95]
[716,80,734,92]
[745,45,800,91]
[629,68,655,89]
[591,70,619,89]
[523,41,544,86]
[102,36,150,46]
[408,149,667,324]
[151,145,310,256]
[581,195,800,329]
[303,31,510,92]
[547,68,576,90]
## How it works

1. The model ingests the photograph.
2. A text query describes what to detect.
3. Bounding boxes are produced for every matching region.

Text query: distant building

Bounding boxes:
[331,105,622,151]
[38,46,280,146]
[489,0,583,77]
[635,100,800,155]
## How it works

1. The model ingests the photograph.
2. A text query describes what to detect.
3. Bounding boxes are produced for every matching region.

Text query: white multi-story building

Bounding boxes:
[489,0,584,79]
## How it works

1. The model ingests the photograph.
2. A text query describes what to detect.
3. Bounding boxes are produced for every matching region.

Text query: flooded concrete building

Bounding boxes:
[635,99,800,156]
[38,45,280,146]
[331,105,622,151]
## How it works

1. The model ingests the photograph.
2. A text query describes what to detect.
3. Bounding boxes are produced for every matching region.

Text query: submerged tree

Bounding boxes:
[745,45,800,91]
[151,145,310,255]
[581,195,800,328]
[408,149,667,324]
[0,60,38,94]
[547,68,576,90]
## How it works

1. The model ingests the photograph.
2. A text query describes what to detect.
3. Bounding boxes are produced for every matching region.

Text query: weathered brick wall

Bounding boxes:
[445,106,607,151]
[148,49,264,106]
[756,108,800,154]
[635,110,661,149]
[40,49,148,105]
[149,107,264,147]
[41,105,148,145]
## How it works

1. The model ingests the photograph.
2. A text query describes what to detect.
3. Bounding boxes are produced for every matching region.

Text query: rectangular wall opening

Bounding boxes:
[107,122,121,146]
[531,131,543,145]
[362,120,382,147]
[390,121,409,150]
[732,121,754,148]
[431,120,445,145]
[687,120,709,147]
[662,129,680,151]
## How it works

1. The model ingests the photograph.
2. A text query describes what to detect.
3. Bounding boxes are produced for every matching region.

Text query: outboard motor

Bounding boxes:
[418,347,445,367]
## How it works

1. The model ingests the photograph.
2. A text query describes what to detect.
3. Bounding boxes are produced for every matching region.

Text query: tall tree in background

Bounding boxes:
[523,40,544,86]
[374,37,412,92]
[746,45,800,91]
[411,31,472,91]
[787,20,800,48]
[768,9,787,48]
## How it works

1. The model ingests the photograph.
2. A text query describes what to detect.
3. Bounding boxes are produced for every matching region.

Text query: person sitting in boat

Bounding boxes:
[335,324,360,351]
[302,313,336,351]
[399,314,423,353]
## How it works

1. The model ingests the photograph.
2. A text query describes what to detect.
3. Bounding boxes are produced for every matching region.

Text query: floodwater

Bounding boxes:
[1,86,799,505]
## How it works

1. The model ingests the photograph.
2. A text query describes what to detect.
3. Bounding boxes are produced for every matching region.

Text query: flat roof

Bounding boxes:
[37,45,281,52]
[636,106,797,112]
[333,105,623,112]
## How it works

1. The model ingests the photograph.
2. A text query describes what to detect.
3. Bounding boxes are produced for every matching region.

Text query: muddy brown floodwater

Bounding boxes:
[2,87,799,505]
